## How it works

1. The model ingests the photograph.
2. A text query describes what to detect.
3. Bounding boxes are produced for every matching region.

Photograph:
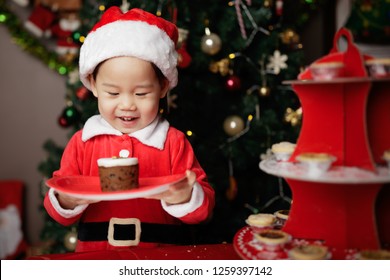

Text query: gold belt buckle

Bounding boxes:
[107,218,141,246]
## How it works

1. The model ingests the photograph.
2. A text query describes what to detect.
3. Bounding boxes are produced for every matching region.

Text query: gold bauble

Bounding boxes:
[280,28,300,45]
[201,33,222,55]
[64,230,77,251]
[223,115,245,136]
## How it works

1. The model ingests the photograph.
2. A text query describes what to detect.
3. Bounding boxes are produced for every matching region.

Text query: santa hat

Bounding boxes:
[79,7,178,90]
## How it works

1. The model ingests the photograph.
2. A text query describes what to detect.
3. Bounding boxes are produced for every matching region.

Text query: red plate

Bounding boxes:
[45,174,186,201]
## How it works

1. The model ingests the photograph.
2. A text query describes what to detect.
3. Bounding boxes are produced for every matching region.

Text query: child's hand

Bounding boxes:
[56,192,100,210]
[148,170,196,205]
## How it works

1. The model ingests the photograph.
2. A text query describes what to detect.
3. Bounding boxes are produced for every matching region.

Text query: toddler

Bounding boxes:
[44,6,215,252]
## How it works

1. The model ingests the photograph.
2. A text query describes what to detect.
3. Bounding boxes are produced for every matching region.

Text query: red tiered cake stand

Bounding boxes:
[254,28,390,259]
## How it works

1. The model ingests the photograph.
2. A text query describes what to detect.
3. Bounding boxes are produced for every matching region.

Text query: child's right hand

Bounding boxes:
[56,192,100,210]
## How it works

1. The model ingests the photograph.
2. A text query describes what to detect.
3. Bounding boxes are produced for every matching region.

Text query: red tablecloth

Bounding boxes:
[28,244,240,260]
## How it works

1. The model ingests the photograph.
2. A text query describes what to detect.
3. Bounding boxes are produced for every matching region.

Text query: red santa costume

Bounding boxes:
[44,7,215,252]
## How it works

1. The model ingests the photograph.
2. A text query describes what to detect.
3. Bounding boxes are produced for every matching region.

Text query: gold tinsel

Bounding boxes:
[285,107,302,126]
[209,58,230,76]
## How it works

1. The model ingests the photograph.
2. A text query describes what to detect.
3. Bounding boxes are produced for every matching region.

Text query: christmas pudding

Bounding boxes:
[271,142,296,161]
[97,157,139,192]
[246,213,276,233]
[296,152,336,177]
[289,244,329,260]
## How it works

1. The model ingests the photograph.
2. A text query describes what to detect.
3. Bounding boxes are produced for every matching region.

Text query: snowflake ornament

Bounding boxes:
[266,50,288,75]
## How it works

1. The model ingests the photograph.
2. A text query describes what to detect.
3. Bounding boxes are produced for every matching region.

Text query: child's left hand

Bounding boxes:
[147,170,196,205]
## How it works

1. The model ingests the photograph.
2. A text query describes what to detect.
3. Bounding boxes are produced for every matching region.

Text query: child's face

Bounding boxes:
[90,56,169,134]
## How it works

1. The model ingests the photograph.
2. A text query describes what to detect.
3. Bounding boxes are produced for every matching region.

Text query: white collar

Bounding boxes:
[81,115,169,150]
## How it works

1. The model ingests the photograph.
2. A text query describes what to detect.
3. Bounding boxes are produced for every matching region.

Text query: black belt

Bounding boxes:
[78,220,198,245]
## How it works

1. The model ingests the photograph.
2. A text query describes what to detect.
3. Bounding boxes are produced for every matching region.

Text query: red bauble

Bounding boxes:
[58,116,70,128]
[58,105,80,128]
[76,86,90,100]
[226,75,241,91]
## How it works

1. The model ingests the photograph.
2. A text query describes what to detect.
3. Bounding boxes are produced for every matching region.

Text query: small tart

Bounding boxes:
[359,249,390,260]
[289,244,328,260]
[365,58,390,65]
[254,229,290,246]
[383,149,390,161]
[296,152,335,162]
[271,142,296,153]
[310,62,344,80]
[310,61,344,68]
[274,210,289,220]
[246,213,276,227]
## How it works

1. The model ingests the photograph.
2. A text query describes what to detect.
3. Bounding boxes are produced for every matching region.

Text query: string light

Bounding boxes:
[58,66,67,75]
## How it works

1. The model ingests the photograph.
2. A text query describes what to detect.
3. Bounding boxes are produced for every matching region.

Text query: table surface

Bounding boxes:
[28,243,240,260]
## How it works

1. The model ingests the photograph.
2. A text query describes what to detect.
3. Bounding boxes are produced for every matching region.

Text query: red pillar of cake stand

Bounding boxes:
[367,79,390,249]
[288,81,375,170]
[284,180,381,254]
[280,80,383,256]
[367,80,390,164]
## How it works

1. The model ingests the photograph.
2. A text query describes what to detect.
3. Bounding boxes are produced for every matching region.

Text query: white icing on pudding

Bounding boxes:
[97,157,138,167]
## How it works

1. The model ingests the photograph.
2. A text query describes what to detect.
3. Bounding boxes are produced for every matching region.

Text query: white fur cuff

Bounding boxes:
[48,188,88,219]
[161,182,204,218]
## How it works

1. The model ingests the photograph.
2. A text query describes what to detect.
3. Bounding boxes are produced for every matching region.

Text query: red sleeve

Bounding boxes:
[53,131,85,177]
[168,129,215,224]
[44,131,85,226]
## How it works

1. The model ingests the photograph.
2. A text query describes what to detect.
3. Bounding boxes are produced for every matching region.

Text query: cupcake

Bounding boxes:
[296,152,336,177]
[246,213,276,233]
[271,142,296,161]
[254,229,290,251]
[310,61,344,80]
[289,244,329,260]
[274,209,289,228]
[97,157,139,192]
[358,249,390,260]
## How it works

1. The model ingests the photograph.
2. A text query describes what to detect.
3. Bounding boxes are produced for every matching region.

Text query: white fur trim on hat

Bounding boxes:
[79,13,178,90]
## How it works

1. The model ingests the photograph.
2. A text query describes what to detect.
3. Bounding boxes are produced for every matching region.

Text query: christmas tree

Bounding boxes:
[345,0,390,45]
[1,0,325,254]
